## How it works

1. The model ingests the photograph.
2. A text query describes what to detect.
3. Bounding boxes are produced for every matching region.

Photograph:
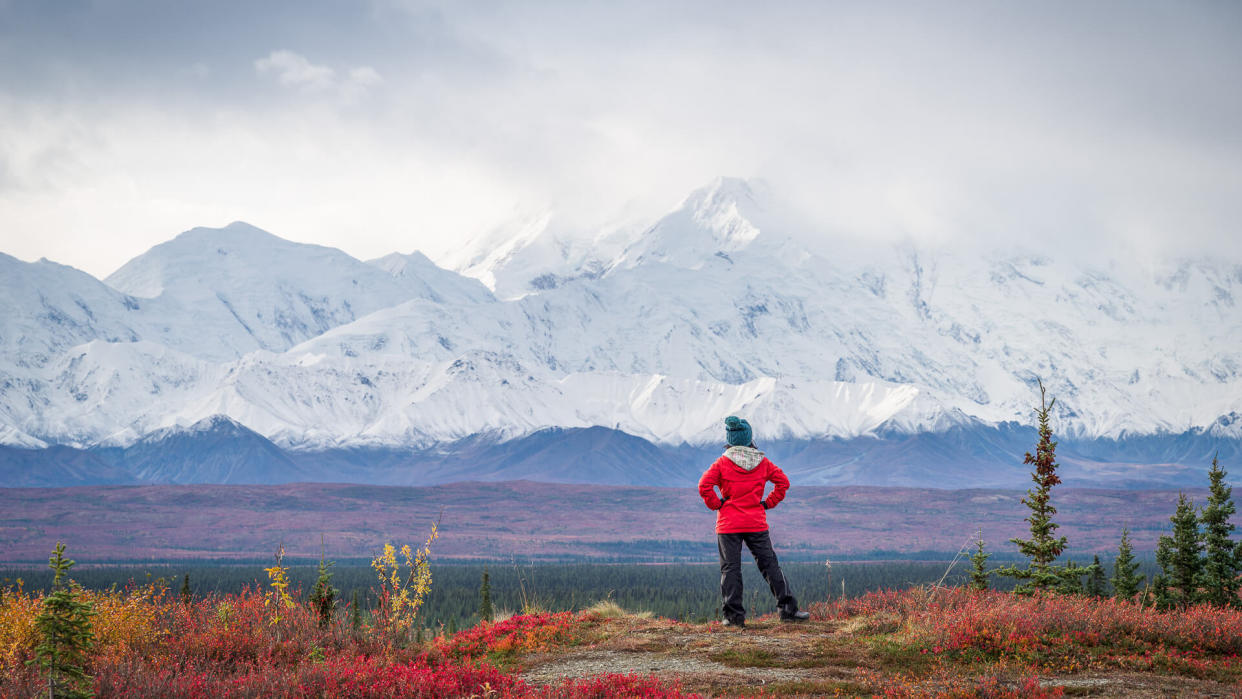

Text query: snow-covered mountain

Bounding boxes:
[101,222,495,361]
[0,253,145,373]
[2,180,1240,486]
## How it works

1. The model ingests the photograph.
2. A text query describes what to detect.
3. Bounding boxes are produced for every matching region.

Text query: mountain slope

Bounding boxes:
[1,180,1240,488]
[366,250,496,304]
[0,253,145,371]
[0,444,136,487]
[91,414,306,484]
[103,221,493,361]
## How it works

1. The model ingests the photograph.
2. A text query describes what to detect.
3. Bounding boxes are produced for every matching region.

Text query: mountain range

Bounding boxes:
[2,177,1240,488]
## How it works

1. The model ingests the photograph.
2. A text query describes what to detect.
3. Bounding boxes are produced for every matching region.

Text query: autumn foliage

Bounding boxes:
[5,572,1241,698]
[0,578,695,699]
[370,521,438,641]
[810,586,1242,680]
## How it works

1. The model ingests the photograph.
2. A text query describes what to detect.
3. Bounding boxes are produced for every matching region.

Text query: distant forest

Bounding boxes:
[2,559,1163,631]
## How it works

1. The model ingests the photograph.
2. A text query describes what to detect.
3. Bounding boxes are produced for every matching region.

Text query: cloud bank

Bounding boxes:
[0,0,1239,277]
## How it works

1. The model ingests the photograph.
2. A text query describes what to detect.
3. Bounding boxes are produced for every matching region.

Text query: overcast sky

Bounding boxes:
[1,0,1240,278]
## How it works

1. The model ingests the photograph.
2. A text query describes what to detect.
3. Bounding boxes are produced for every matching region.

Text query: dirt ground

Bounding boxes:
[519,615,1242,698]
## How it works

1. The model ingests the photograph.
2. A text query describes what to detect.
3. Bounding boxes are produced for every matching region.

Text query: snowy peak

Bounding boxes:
[105,221,290,298]
[450,212,555,287]
[611,177,774,271]
[439,177,788,297]
[366,251,496,304]
[441,213,619,299]
[680,176,769,248]
[368,249,435,276]
[141,414,251,442]
[105,221,376,300]
[98,222,486,361]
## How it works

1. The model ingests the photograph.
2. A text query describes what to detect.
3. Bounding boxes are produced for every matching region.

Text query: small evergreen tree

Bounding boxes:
[446,617,457,636]
[309,554,338,629]
[29,543,96,699]
[1155,492,1203,609]
[1111,528,1143,600]
[994,381,1072,593]
[1057,559,1084,595]
[1150,573,1171,609]
[968,538,990,591]
[180,574,192,605]
[1085,554,1108,597]
[1199,455,1240,607]
[479,567,494,622]
[349,590,362,634]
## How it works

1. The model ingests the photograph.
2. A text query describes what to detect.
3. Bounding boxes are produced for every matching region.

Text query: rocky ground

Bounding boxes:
[520,613,1241,698]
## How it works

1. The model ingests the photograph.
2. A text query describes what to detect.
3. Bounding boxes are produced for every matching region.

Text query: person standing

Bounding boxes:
[698,415,810,628]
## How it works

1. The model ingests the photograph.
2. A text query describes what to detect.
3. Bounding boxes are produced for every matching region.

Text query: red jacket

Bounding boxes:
[698,446,790,534]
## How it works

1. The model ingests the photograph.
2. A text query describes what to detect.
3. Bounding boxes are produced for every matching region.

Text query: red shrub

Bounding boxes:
[542,673,697,698]
[809,587,1242,677]
[437,612,580,660]
[96,655,523,699]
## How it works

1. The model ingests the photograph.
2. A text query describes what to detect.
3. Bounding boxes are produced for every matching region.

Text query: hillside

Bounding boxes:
[0,482,1204,563]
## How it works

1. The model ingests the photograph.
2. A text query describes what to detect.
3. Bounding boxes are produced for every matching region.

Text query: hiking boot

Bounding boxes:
[722,618,746,629]
[780,610,810,623]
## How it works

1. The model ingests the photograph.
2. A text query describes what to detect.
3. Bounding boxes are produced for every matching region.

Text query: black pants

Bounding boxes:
[718,530,798,622]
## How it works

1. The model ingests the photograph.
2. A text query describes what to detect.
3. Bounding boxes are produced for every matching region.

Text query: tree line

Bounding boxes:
[968,380,1241,608]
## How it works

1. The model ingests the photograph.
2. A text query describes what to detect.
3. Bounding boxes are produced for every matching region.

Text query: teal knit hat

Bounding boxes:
[724,416,752,447]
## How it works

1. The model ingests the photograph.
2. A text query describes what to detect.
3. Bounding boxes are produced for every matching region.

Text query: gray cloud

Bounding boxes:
[254,50,382,101]
[256,51,338,91]
[0,0,1239,277]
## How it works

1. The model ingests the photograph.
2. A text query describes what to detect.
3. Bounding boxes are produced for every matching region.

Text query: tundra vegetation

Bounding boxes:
[2,389,1240,698]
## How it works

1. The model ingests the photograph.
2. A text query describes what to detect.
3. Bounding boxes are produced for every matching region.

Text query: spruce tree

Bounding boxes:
[309,553,338,629]
[1199,455,1240,607]
[1111,528,1143,600]
[1057,559,1084,595]
[180,574,192,605]
[1150,572,1171,610]
[29,543,96,699]
[968,538,990,591]
[1155,492,1203,609]
[1236,539,1242,580]
[479,567,494,622]
[349,590,362,634]
[1085,554,1108,597]
[994,381,1072,593]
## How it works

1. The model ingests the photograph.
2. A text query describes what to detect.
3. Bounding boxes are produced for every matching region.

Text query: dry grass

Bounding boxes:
[581,600,653,619]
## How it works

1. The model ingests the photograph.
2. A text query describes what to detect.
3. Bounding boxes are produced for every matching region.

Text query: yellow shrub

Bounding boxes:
[371,521,439,635]
[264,543,295,626]
[84,584,168,658]
[0,582,40,669]
[0,580,175,671]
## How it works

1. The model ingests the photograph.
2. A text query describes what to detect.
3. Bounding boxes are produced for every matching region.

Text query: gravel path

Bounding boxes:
[522,648,813,686]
